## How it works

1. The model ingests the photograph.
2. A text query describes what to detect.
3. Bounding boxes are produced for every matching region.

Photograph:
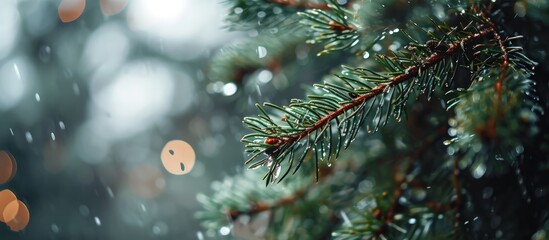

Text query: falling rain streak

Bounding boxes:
[13,63,21,80]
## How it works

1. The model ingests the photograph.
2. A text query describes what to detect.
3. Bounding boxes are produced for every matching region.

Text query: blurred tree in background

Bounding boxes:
[1,1,248,239]
[198,0,549,239]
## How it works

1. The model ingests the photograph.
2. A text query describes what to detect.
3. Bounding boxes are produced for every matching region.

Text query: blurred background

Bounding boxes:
[0,0,260,239]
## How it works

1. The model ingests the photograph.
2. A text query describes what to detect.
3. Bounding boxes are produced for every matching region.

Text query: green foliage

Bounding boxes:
[199,0,549,239]
[224,0,305,31]
[197,152,377,239]
[298,1,365,55]
[208,32,307,84]
[241,11,501,184]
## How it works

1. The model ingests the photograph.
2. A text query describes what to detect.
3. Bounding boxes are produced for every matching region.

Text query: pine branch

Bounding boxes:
[208,33,304,85]
[298,1,365,55]
[448,8,540,162]
[228,164,334,220]
[334,128,455,239]
[225,0,309,32]
[201,1,549,239]
[242,20,493,184]
[197,151,377,239]
[371,128,447,239]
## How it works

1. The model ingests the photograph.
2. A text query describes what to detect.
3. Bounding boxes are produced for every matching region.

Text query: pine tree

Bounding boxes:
[197,0,549,239]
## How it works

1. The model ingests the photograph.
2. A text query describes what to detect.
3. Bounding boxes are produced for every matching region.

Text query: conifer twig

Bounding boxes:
[228,165,334,219]
[269,28,493,160]
[371,127,446,239]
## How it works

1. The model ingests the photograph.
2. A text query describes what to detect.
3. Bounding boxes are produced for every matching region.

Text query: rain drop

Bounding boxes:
[9,128,14,136]
[233,7,243,14]
[35,93,41,102]
[472,163,486,179]
[59,121,66,130]
[398,196,408,205]
[482,187,493,199]
[222,83,237,96]
[411,188,427,201]
[496,230,503,238]
[51,224,60,233]
[219,226,231,236]
[265,157,273,167]
[153,225,161,235]
[51,132,56,141]
[257,11,266,18]
[447,128,457,137]
[13,63,21,80]
[197,231,205,240]
[39,46,52,62]
[94,216,101,226]
[515,145,524,154]
[238,214,251,225]
[106,186,114,198]
[152,222,169,236]
[273,164,281,179]
[25,131,33,143]
[408,218,417,224]
[372,44,382,52]
[257,46,267,58]
[73,82,80,96]
[79,205,90,216]
[257,69,273,83]
[404,67,413,74]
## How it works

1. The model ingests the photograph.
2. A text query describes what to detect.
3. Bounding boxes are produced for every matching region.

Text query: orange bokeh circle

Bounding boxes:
[160,140,196,175]
[58,0,86,23]
[0,151,17,185]
[0,189,17,223]
[5,200,30,232]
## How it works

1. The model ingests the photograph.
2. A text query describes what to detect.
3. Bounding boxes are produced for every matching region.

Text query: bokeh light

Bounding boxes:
[4,200,30,232]
[2,199,20,223]
[82,23,130,74]
[0,59,30,111]
[161,140,196,175]
[0,151,17,185]
[0,0,240,238]
[0,190,17,223]
[89,60,177,139]
[58,0,86,23]
[100,0,128,16]
[127,164,166,199]
[0,0,19,60]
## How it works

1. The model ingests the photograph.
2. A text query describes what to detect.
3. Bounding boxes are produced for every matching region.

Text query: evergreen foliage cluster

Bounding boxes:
[198,0,549,239]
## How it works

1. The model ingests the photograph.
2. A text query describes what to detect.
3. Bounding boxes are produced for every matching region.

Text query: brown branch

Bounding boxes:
[480,12,510,139]
[267,0,331,10]
[228,187,307,220]
[275,27,493,157]
[370,127,447,239]
[228,165,334,220]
